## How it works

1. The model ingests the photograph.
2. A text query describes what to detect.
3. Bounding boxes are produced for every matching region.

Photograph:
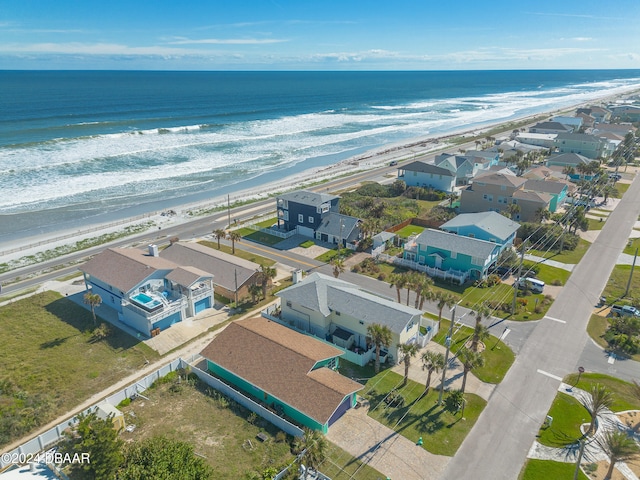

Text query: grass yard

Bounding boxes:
[585,313,640,362]
[299,240,315,248]
[601,265,640,301]
[0,291,158,447]
[394,224,426,238]
[523,261,572,286]
[519,459,588,480]
[624,237,640,255]
[362,371,486,456]
[587,217,606,230]
[433,319,515,385]
[528,238,591,265]
[199,240,276,266]
[565,373,640,413]
[613,182,631,198]
[537,392,586,447]
[235,228,283,246]
[119,375,383,479]
[315,248,354,263]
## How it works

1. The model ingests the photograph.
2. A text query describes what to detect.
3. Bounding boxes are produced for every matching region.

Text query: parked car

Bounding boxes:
[515,277,545,294]
[389,160,398,166]
[610,305,640,317]
[608,173,622,181]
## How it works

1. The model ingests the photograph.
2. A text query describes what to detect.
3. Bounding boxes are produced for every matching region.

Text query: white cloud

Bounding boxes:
[167,37,287,45]
[0,42,197,56]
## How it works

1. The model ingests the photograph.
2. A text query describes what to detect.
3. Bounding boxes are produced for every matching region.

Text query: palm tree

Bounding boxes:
[457,347,484,393]
[435,292,457,330]
[330,257,345,278]
[631,380,640,432]
[602,184,618,204]
[471,302,491,352]
[258,264,277,299]
[213,228,226,249]
[562,165,576,180]
[83,292,102,326]
[422,350,445,393]
[248,283,262,303]
[585,384,614,436]
[472,324,490,352]
[598,430,640,480]
[534,207,551,223]
[388,273,405,303]
[227,231,242,254]
[294,428,329,473]
[367,323,393,374]
[398,343,419,387]
[446,191,458,207]
[405,271,420,306]
[414,274,434,309]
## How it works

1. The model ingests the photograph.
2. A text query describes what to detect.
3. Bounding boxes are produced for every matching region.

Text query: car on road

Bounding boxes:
[389,160,398,166]
[610,304,640,317]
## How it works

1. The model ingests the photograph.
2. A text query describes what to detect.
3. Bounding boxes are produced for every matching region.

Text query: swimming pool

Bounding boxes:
[130,293,163,312]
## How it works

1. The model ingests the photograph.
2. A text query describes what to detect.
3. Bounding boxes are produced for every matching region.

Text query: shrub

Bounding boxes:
[551,279,563,286]
[118,398,131,408]
[377,273,387,281]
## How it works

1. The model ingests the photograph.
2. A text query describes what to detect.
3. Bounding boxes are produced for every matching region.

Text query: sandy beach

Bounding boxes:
[1,87,637,278]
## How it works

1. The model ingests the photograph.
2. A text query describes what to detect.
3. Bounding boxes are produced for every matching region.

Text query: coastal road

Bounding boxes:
[442,172,640,479]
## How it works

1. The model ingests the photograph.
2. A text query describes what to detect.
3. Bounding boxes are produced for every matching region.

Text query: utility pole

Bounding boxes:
[234,269,238,307]
[625,248,638,297]
[573,438,586,480]
[512,241,526,314]
[438,304,457,406]
[227,194,231,229]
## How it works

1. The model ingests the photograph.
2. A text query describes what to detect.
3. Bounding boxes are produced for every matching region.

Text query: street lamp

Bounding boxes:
[568,366,585,392]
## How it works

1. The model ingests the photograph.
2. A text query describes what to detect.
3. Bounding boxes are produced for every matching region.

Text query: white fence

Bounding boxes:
[0,359,183,470]
[247,224,297,239]
[377,254,468,285]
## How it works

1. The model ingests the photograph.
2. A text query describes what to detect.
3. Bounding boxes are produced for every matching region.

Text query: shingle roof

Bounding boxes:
[401,161,454,176]
[277,190,339,207]
[523,179,568,195]
[414,229,499,260]
[200,317,362,425]
[472,172,527,188]
[512,189,552,204]
[80,248,178,293]
[165,266,212,288]
[160,242,258,292]
[440,211,520,242]
[277,273,422,334]
[316,213,360,239]
[546,153,590,166]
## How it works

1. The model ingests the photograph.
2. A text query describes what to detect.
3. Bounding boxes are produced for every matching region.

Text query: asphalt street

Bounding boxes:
[442,172,640,479]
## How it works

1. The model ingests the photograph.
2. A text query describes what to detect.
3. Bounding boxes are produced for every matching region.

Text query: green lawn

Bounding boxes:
[602,264,640,300]
[519,459,588,480]
[433,319,515,385]
[395,224,426,238]
[522,261,572,286]
[315,248,354,263]
[528,238,591,264]
[239,229,283,246]
[587,217,606,230]
[319,443,385,480]
[537,392,586,447]
[613,182,631,198]
[299,240,315,248]
[362,371,486,456]
[587,313,640,362]
[565,373,640,413]
[253,217,277,228]
[0,291,159,447]
[624,237,640,255]
[199,240,276,266]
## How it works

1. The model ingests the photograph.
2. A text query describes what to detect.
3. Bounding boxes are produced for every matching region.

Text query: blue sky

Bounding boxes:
[1,0,639,70]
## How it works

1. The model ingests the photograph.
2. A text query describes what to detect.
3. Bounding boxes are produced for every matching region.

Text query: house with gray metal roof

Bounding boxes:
[80,245,214,337]
[403,228,501,282]
[274,272,437,366]
[397,160,456,192]
[440,211,520,254]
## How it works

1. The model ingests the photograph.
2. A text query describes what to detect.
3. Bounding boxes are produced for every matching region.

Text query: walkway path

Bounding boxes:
[527,383,640,480]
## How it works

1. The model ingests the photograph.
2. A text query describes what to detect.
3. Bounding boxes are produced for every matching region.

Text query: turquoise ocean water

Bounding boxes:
[1,70,639,242]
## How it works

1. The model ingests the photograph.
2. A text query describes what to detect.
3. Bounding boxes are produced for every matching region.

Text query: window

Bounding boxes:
[283,211,289,221]
[500,185,506,191]
[468,233,475,238]
[308,216,314,224]
[413,171,417,176]
[286,301,292,308]
[512,199,517,205]
[359,320,364,325]
[335,311,341,316]
[451,251,457,259]
[483,194,493,202]
[298,214,304,223]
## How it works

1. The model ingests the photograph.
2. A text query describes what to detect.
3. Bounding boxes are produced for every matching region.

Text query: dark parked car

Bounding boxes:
[610,304,640,317]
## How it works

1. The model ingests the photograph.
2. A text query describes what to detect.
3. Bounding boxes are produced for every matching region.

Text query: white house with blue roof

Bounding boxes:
[273,273,437,366]
[440,211,520,255]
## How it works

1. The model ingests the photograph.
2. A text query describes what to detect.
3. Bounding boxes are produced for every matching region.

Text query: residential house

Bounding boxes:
[551,116,583,130]
[554,133,607,160]
[80,246,214,337]
[434,154,477,186]
[159,241,263,302]
[403,229,501,281]
[459,171,553,222]
[201,316,363,433]
[515,132,557,149]
[440,211,520,254]
[275,190,360,246]
[576,112,596,129]
[576,106,611,123]
[529,121,573,135]
[609,105,640,122]
[397,161,456,192]
[275,272,435,366]
[523,179,568,213]
[545,153,592,179]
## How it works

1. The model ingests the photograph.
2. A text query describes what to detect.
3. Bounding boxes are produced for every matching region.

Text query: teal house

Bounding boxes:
[403,228,501,281]
[201,317,362,434]
[440,211,520,255]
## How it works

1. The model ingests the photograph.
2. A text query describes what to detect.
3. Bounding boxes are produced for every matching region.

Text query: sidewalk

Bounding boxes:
[527,383,640,480]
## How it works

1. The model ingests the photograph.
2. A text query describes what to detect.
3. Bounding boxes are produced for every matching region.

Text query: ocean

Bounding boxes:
[1,69,639,245]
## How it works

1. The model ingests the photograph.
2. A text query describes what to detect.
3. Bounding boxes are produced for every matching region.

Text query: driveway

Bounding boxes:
[326,403,451,480]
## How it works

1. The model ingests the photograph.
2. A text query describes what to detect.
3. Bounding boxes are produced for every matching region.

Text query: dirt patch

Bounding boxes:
[289,244,330,259]
[583,460,626,480]
[617,411,640,431]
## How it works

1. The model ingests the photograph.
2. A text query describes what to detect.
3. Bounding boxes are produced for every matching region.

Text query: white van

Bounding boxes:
[516,277,545,293]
